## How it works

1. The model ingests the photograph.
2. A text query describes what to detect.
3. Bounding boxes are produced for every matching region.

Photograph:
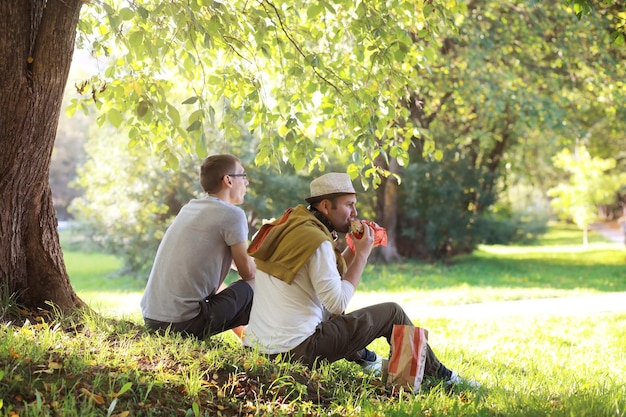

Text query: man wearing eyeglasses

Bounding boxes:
[141,154,255,340]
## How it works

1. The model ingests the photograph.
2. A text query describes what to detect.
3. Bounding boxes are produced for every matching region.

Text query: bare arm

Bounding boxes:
[230,241,256,282]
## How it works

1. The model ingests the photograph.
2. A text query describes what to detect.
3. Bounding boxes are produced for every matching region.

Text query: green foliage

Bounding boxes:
[65,0,626,267]
[566,0,626,44]
[482,185,551,245]
[69,126,201,277]
[67,0,626,188]
[396,146,501,259]
[413,0,626,185]
[73,0,468,186]
[548,145,626,232]
[367,0,625,260]
[244,167,311,228]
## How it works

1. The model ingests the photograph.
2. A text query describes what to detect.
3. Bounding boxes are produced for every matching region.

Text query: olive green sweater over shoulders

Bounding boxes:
[248,205,344,284]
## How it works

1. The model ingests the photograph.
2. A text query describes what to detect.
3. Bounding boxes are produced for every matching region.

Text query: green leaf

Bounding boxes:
[186,120,202,132]
[196,132,208,158]
[182,96,199,105]
[165,151,179,169]
[294,155,306,171]
[137,6,149,19]
[168,105,180,125]
[129,31,143,49]
[307,3,323,19]
[116,382,133,397]
[65,99,78,117]
[119,8,134,21]
[107,108,123,128]
[188,109,204,125]
[137,101,148,118]
[347,164,359,178]
[322,0,336,14]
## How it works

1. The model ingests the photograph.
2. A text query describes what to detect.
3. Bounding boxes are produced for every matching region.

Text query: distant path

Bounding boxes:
[414,292,626,319]
[414,224,626,319]
[351,223,626,320]
[590,221,625,245]
[350,292,626,320]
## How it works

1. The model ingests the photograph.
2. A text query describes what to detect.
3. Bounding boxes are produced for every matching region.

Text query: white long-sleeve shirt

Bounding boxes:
[243,241,355,354]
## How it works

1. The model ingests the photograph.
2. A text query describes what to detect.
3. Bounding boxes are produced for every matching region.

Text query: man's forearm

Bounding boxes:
[341,252,368,289]
[342,247,355,266]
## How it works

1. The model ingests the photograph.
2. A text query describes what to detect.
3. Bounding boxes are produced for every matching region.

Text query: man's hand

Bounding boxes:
[352,221,374,258]
[341,222,374,289]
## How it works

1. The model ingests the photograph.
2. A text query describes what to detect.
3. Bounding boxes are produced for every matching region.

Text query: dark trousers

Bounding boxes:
[286,302,442,376]
[144,280,253,339]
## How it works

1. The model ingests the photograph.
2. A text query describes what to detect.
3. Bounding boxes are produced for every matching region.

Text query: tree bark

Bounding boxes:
[0,0,85,313]
[373,157,402,263]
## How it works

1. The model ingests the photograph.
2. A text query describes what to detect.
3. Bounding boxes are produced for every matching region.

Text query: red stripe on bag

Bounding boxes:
[388,324,405,374]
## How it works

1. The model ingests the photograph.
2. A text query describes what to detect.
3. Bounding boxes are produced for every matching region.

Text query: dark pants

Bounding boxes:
[286,302,442,376]
[144,280,253,339]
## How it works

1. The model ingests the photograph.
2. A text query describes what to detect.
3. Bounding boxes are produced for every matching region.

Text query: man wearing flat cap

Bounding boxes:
[243,172,468,384]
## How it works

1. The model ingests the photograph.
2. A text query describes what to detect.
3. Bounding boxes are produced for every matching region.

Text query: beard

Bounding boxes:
[336,221,350,234]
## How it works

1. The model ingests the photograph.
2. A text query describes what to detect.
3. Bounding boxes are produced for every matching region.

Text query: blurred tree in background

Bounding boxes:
[65,0,626,274]
[372,0,625,259]
[548,145,626,245]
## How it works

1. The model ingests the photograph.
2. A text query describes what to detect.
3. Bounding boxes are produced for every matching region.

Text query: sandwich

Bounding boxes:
[350,219,364,238]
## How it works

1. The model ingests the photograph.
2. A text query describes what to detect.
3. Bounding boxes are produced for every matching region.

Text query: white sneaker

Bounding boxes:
[360,353,384,375]
[448,371,481,388]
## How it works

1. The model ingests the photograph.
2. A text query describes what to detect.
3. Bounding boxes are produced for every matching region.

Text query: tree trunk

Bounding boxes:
[0,0,85,313]
[373,158,402,263]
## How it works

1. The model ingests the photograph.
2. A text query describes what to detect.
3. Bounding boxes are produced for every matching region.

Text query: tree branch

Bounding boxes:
[260,0,341,93]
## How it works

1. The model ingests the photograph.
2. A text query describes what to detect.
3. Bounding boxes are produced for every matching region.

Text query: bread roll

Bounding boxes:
[350,220,364,238]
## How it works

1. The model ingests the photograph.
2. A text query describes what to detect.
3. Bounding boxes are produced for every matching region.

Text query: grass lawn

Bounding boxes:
[0,222,624,416]
[63,222,626,321]
[61,250,145,319]
[352,224,624,312]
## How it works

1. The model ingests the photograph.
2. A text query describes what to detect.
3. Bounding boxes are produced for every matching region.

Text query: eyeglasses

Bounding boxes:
[228,173,247,178]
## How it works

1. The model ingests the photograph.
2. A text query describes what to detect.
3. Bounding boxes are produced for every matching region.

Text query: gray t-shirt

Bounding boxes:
[140,196,249,322]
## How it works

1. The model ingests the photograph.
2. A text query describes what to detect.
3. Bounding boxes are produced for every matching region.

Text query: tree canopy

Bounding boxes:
[67,0,626,271]
[68,0,625,186]
[70,0,471,188]
[549,145,626,244]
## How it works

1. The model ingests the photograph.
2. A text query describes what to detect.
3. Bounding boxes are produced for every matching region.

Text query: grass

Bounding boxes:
[1,222,624,416]
[61,251,145,318]
[352,222,625,311]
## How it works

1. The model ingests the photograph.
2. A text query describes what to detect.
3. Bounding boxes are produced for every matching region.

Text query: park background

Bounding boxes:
[2,0,626,415]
